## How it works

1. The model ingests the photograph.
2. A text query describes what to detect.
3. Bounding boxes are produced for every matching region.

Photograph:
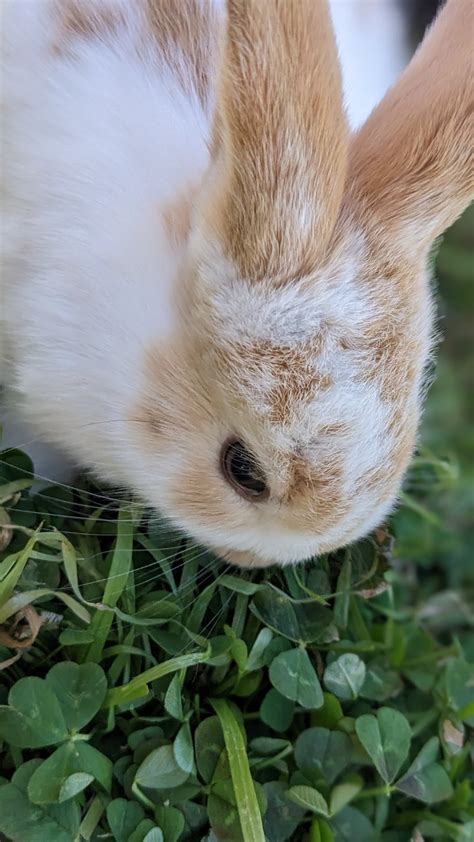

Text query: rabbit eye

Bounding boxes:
[221,439,269,501]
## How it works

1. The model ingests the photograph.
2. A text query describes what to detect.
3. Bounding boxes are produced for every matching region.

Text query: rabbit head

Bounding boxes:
[132,0,473,567]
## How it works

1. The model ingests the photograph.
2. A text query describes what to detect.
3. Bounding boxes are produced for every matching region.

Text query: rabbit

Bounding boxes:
[0,0,428,488]
[1,0,472,568]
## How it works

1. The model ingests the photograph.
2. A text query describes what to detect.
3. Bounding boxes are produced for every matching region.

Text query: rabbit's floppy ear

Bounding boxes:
[348,0,473,251]
[200,0,348,282]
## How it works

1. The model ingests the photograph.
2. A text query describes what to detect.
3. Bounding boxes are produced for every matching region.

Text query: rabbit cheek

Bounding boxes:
[357,333,420,403]
[131,402,167,448]
[168,477,243,539]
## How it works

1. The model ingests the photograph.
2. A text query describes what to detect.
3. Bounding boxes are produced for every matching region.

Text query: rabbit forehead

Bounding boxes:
[200,227,429,421]
[198,228,371,342]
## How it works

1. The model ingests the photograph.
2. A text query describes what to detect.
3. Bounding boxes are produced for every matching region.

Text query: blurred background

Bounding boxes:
[397,0,473,649]
[395,201,473,588]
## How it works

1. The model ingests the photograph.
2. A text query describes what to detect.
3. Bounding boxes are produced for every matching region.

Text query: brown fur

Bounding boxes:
[284,454,345,529]
[137,339,342,535]
[235,339,330,424]
[355,318,420,402]
[269,371,332,426]
[143,0,219,110]
[200,0,349,282]
[347,0,473,249]
[53,0,127,51]
[169,452,347,538]
[162,187,196,248]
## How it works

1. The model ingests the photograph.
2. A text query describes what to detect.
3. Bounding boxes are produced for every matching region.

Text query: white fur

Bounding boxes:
[1,0,208,476]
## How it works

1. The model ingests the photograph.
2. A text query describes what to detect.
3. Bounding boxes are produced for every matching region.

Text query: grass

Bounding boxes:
[0,210,472,842]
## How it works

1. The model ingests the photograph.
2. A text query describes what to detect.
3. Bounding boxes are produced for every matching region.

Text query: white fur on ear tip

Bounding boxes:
[329,0,411,129]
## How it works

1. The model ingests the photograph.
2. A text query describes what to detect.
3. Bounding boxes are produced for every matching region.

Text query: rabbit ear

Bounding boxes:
[348,0,473,252]
[201,0,348,282]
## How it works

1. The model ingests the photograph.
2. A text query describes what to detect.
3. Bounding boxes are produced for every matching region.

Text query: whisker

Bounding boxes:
[177,571,234,655]
[116,545,216,601]
[0,415,162,502]
[61,543,215,602]
[4,503,123,523]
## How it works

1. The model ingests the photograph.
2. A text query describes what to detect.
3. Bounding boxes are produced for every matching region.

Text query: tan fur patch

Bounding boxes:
[171,430,346,538]
[137,339,345,538]
[319,423,350,437]
[346,0,474,248]
[161,187,196,248]
[358,322,419,402]
[209,547,276,569]
[236,338,330,424]
[202,0,349,282]
[131,345,179,445]
[284,454,345,532]
[143,0,219,110]
[169,469,237,528]
[133,402,165,442]
[53,0,127,52]
[269,372,332,426]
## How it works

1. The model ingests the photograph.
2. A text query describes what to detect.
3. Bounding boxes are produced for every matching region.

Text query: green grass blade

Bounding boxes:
[0,588,91,624]
[62,538,87,606]
[136,534,177,594]
[0,533,38,606]
[398,492,441,526]
[78,795,105,841]
[0,479,34,504]
[104,648,210,707]
[211,698,265,842]
[83,506,134,663]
